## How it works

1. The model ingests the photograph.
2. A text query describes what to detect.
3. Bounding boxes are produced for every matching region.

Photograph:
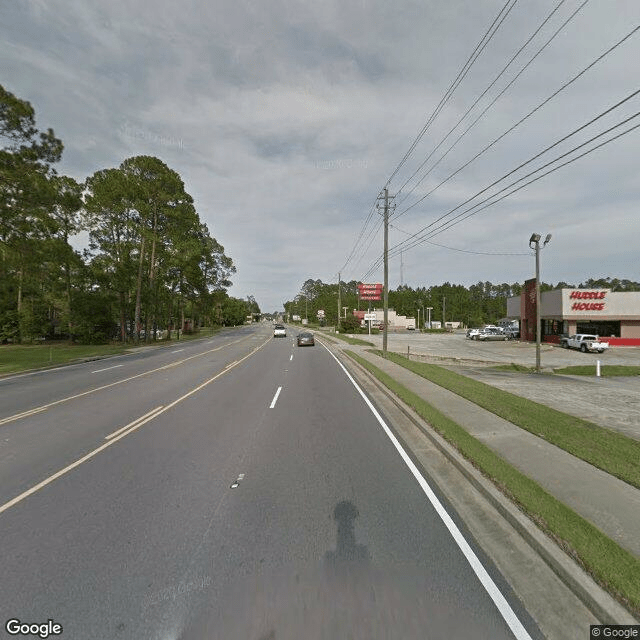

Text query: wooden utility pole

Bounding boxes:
[337,271,341,332]
[383,188,389,354]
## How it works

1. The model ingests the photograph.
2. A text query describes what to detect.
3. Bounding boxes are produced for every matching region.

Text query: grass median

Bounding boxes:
[0,328,221,376]
[554,365,640,377]
[376,350,640,490]
[345,350,640,615]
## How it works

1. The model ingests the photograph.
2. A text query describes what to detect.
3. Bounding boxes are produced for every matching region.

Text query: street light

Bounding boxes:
[426,306,433,329]
[529,232,552,373]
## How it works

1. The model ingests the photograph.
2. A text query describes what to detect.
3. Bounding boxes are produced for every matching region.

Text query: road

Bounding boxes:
[0,325,543,639]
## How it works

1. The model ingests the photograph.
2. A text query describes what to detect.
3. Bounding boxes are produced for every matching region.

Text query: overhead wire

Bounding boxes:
[395,0,584,208]
[384,0,518,190]
[387,112,640,262]
[395,23,640,220]
[360,107,640,279]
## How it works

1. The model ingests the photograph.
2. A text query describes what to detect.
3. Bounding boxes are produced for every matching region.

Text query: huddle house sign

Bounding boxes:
[569,290,606,312]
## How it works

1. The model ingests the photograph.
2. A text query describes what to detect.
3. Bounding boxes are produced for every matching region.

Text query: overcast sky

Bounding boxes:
[2,0,639,311]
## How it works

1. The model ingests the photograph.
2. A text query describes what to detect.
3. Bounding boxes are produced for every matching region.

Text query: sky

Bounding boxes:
[1,0,639,312]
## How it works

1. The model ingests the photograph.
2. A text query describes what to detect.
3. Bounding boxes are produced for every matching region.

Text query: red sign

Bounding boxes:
[360,294,381,300]
[358,283,383,291]
[569,290,606,312]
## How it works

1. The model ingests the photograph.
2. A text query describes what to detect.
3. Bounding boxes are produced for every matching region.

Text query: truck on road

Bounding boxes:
[560,334,609,353]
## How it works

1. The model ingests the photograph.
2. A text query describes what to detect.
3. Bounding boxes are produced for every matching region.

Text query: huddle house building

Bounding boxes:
[506,280,640,346]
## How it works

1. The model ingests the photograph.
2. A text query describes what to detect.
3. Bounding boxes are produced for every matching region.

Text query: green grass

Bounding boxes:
[331,333,375,346]
[0,343,131,375]
[345,349,640,615]
[374,350,640,490]
[0,327,221,376]
[554,365,640,377]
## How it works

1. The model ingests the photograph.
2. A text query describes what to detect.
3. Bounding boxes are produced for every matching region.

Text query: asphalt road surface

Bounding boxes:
[0,325,543,639]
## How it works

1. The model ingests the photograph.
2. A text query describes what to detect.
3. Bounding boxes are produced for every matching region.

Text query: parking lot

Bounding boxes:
[344,330,640,441]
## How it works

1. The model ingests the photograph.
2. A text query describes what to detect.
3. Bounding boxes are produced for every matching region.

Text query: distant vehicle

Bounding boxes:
[560,334,609,353]
[477,328,508,341]
[273,324,287,338]
[466,328,481,340]
[297,332,315,347]
[504,328,520,340]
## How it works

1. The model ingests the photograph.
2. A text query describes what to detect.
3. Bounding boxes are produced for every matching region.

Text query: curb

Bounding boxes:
[324,341,638,625]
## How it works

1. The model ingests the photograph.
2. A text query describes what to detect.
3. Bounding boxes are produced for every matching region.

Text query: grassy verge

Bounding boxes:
[0,327,221,376]
[345,350,640,615]
[374,350,640,490]
[331,333,375,346]
[318,334,338,344]
[0,343,131,375]
[554,365,640,377]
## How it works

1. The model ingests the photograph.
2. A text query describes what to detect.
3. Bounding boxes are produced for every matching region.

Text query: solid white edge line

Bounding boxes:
[322,345,533,640]
[269,386,282,409]
[105,406,165,440]
[91,364,124,374]
[0,336,272,517]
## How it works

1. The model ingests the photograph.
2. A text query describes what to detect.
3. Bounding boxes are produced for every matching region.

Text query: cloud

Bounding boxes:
[2,0,639,311]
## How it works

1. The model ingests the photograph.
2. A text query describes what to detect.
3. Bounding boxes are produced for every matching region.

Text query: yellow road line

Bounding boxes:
[0,335,271,516]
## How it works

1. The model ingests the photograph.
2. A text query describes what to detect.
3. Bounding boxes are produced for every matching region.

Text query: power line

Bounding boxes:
[384,0,518,189]
[395,23,640,221]
[389,114,640,260]
[361,110,640,279]
[395,0,584,207]
[389,222,531,255]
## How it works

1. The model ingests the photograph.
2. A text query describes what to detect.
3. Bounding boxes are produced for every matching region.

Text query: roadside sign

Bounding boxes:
[364,313,376,321]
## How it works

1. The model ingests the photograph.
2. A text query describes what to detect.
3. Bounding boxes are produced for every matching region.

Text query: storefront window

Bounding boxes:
[542,319,564,337]
[576,320,620,337]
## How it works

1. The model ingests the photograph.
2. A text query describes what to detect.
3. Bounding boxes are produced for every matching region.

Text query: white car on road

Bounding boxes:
[273,324,287,338]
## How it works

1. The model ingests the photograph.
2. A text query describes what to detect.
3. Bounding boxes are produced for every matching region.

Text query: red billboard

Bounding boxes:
[358,283,382,300]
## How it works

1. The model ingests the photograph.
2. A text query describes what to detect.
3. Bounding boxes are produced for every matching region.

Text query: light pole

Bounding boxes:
[426,307,433,329]
[529,233,552,373]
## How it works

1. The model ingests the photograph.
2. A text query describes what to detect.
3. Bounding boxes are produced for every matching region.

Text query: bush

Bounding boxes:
[339,315,361,333]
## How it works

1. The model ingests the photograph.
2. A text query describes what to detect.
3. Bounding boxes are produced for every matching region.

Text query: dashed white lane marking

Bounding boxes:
[0,336,272,516]
[322,344,533,640]
[91,364,123,374]
[290,354,293,361]
[171,349,184,353]
[269,386,282,409]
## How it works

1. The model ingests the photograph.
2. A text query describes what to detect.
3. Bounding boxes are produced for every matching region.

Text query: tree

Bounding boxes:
[0,84,64,341]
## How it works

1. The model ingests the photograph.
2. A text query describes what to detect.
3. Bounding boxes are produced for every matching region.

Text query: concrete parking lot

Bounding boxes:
[344,330,640,441]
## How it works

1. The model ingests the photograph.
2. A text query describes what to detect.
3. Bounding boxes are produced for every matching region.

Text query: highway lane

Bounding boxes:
[0,326,258,421]
[0,327,542,639]
[0,327,271,507]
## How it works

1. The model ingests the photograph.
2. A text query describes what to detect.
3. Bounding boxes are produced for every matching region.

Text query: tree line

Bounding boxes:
[285,277,640,328]
[1,84,258,344]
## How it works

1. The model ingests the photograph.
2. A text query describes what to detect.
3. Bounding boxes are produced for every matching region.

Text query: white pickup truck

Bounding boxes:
[560,334,609,353]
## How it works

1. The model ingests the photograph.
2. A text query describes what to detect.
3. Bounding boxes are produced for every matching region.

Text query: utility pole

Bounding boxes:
[400,250,403,287]
[337,272,341,332]
[529,233,552,373]
[380,188,391,354]
[443,296,446,327]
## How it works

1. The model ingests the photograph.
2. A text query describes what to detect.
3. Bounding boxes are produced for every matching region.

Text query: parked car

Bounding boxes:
[477,328,508,341]
[297,331,315,347]
[559,334,609,353]
[273,324,287,338]
[466,328,481,340]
